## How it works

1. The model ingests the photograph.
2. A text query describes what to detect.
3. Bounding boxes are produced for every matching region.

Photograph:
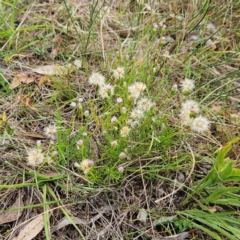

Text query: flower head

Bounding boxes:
[84,110,90,116]
[181,100,200,115]
[179,111,193,126]
[128,82,146,99]
[120,126,130,137]
[110,140,118,147]
[230,113,240,125]
[74,162,79,168]
[117,166,124,172]
[181,78,195,93]
[26,148,44,167]
[116,97,123,103]
[113,67,125,79]
[44,125,57,141]
[45,156,53,164]
[172,84,178,90]
[79,159,94,174]
[136,97,154,112]
[88,160,95,167]
[70,102,77,107]
[36,140,42,150]
[162,50,171,58]
[111,116,117,123]
[98,84,114,98]
[191,115,210,133]
[128,119,140,128]
[76,139,83,145]
[153,23,159,29]
[130,108,144,120]
[52,151,58,156]
[121,107,127,113]
[88,72,105,86]
[119,152,127,159]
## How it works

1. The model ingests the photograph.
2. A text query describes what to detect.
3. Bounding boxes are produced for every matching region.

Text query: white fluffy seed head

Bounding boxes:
[113,67,125,79]
[88,72,105,86]
[79,159,94,175]
[179,111,193,126]
[110,140,118,147]
[27,148,44,167]
[136,97,154,112]
[130,108,144,120]
[181,78,195,93]
[127,119,140,128]
[230,113,240,125]
[191,115,210,133]
[120,126,130,137]
[98,84,114,98]
[128,82,146,99]
[44,125,57,140]
[181,100,200,114]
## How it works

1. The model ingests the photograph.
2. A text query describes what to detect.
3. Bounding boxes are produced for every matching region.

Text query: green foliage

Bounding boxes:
[183,137,240,204]
[177,210,240,240]
[178,138,240,239]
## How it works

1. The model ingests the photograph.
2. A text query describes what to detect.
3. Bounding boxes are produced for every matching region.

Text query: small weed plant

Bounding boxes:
[0,0,240,239]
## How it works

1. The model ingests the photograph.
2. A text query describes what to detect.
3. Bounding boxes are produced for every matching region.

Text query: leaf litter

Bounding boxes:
[12,214,44,240]
[0,194,24,225]
[31,64,73,75]
[9,73,35,89]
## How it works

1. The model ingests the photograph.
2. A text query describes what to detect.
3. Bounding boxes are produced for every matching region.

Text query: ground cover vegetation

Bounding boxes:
[0,0,240,239]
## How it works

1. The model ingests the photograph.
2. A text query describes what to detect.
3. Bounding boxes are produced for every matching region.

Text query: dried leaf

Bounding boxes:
[5,53,28,62]
[53,216,88,231]
[15,214,44,240]
[24,97,36,110]
[152,231,189,240]
[153,215,177,226]
[52,206,113,232]
[137,209,148,223]
[20,132,45,139]
[43,172,61,178]
[50,47,59,59]
[17,95,36,110]
[32,64,73,75]
[50,36,62,59]
[208,205,217,213]
[9,73,35,89]
[0,196,24,224]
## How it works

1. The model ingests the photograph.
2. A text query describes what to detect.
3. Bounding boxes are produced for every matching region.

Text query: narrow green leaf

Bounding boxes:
[205,187,240,203]
[47,185,85,239]
[43,184,51,240]
[210,199,240,207]
[216,137,239,169]
[191,222,221,240]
